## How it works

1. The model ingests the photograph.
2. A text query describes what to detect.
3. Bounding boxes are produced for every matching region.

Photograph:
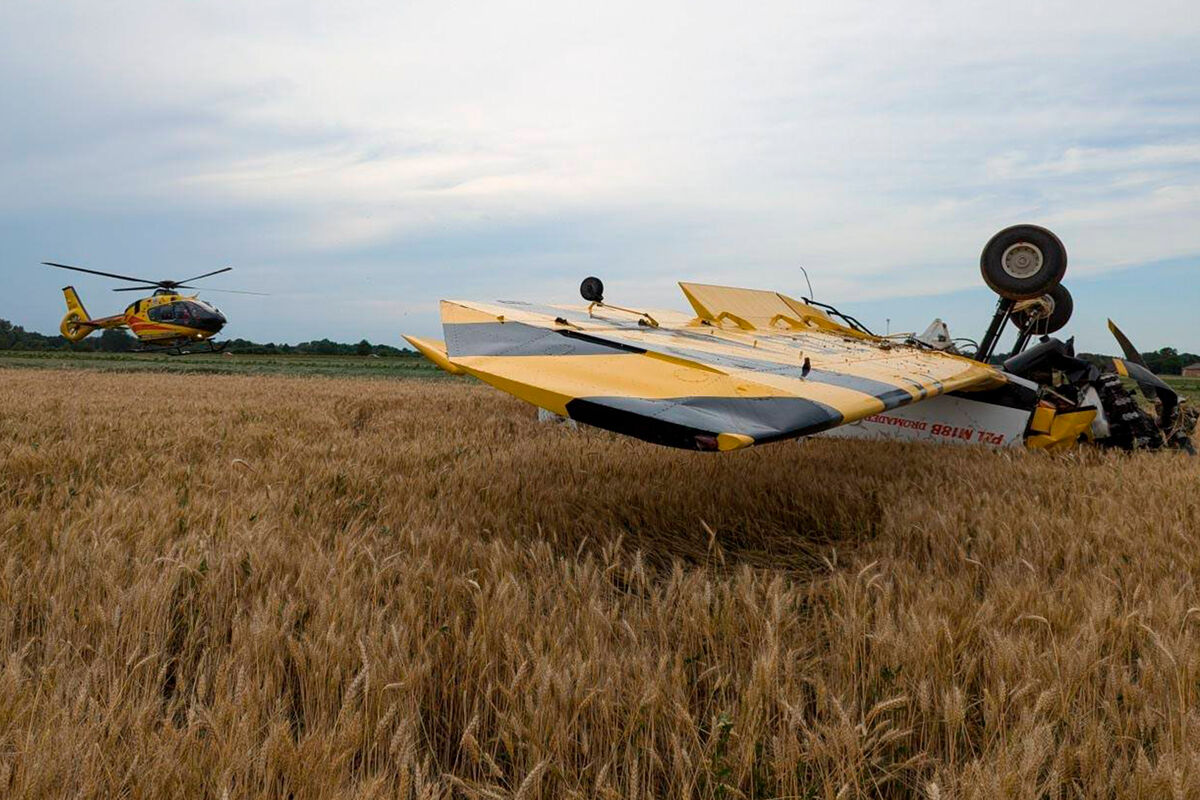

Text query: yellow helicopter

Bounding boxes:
[44,261,264,354]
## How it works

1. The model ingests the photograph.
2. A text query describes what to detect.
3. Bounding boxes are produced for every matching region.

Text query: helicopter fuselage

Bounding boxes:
[124,291,227,342]
[59,285,226,348]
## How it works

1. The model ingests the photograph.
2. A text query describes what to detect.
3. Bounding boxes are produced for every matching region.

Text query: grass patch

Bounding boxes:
[0,350,451,379]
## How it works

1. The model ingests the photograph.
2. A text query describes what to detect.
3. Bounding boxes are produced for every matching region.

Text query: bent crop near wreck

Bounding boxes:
[1,368,1198,799]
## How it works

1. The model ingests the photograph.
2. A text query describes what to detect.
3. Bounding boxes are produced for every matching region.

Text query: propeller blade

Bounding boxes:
[1107,318,1182,432]
[1113,358,1174,396]
[175,266,233,285]
[112,286,158,292]
[1113,357,1179,429]
[1107,319,1155,399]
[43,261,158,285]
[1107,319,1148,366]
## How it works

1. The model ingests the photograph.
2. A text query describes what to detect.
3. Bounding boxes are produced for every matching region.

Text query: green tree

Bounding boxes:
[0,318,418,356]
[0,319,16,350]
[97,329,134,352]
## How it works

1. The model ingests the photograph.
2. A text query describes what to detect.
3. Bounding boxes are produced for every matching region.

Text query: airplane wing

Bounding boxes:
[406,282,1008,451]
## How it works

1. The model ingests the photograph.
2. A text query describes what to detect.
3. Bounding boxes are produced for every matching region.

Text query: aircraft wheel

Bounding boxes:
[1013,284,1073,334]
[980,224,1067,300]
[580,276,604,303]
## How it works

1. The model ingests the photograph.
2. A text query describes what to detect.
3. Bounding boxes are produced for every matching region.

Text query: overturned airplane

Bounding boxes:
[406,225,1195,454]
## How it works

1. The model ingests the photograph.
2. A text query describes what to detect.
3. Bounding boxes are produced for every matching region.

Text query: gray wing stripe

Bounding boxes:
[448,319,923,405]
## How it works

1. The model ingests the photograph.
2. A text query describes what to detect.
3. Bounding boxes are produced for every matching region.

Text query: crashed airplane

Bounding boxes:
[406,225,1196,454]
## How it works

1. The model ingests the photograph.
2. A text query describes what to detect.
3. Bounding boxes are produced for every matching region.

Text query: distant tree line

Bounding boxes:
[6,317,1193,370]
[0,319,128,351]
[0,319,416,356]
[1074,348,1200,375]
[218,337,414,356]
[1133,348,1200,375]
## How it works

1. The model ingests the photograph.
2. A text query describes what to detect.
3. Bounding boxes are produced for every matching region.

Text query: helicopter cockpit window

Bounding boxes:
[148,303,176,322]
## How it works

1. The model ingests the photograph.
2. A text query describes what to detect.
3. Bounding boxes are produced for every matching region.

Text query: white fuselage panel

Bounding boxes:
[818,393,1031,448]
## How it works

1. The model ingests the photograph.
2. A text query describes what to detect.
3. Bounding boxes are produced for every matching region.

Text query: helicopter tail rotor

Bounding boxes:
[59,286,96,341]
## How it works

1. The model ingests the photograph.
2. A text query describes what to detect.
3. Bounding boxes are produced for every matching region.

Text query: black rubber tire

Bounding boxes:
[980,224,1067,300]
[580,276,604,303]
[1013,283,1073,334]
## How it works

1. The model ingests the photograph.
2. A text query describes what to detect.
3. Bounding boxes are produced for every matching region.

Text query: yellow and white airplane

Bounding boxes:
[406,225,1194,454]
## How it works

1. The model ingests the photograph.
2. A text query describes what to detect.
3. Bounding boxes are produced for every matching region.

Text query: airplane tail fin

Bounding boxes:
[60,285,94,341]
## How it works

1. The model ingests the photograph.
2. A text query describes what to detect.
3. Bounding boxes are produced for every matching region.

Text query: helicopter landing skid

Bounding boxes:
[132,339,227,356]
[165,340,228,357]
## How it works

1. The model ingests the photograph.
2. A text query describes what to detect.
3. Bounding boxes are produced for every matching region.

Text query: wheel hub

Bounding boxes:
[1001,242,1044,279]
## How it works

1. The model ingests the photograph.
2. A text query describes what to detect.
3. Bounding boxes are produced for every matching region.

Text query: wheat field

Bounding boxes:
[1,368,1198,799]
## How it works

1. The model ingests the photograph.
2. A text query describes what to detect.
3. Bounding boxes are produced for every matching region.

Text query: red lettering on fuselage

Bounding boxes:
[863,414,928,431]
[864,415,1009,446]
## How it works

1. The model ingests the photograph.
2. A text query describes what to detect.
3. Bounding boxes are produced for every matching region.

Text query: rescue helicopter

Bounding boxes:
[44,261,264,355]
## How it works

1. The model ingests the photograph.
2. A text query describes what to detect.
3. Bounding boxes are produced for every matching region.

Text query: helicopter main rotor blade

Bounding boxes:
[174,266,233,285]
[43,261,159,285]
[177,286,269,296]
[110,284,268,295]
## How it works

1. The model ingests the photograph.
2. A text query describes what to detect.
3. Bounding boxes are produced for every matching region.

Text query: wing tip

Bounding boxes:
[717,432,755,451]
[403,335,465,375]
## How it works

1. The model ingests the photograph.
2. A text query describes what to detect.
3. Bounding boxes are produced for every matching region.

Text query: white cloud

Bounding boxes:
[1,0,1198,348]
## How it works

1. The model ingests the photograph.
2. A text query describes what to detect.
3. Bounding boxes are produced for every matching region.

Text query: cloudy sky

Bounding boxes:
[1,0,1198,353]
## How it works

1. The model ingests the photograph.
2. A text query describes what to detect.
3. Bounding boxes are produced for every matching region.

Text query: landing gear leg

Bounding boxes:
[976,297,1014,363]
[1009,326,1037,359]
